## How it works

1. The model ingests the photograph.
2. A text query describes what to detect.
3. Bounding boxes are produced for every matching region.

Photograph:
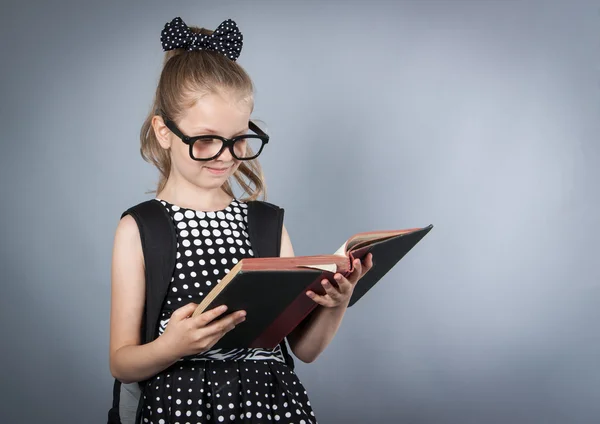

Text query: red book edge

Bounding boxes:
[249,266,354,349]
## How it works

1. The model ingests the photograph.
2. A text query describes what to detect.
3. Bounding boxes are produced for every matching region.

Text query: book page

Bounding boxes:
[348,234,400,252]
[346,229,419,252]
[333,240,348,257]
[297,263,338,273]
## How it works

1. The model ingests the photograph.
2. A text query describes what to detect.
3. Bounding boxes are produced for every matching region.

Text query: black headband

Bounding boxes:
[160,17,243,61]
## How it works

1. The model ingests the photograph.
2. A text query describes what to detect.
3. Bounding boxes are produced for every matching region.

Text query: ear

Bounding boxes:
[152,115,172,150]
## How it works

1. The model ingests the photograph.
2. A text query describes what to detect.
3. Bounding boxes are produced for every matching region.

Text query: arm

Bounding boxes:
[109,215,180,384]
[280,225,372,363]
[109,215,246,384]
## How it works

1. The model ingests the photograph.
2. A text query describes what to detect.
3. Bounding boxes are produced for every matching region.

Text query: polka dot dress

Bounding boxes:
[141,198,317,424]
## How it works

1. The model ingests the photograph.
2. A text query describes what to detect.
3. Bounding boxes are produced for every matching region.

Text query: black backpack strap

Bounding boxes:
[110,199,177,424]
[246,200,295,370]
[247,200,284,257]
[121,199,177,345]
[107,379,122,423]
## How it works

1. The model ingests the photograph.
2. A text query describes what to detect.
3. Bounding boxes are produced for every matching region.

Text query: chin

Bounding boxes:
[200,181,229,191]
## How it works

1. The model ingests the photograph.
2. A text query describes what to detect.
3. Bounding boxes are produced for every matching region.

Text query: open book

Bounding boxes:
[192,224,433,349]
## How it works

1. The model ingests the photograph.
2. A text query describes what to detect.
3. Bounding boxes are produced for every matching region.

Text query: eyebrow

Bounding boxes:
[188,126,249,136]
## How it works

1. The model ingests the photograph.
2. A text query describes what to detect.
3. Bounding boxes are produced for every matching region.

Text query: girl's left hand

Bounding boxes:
[306,253,374,308]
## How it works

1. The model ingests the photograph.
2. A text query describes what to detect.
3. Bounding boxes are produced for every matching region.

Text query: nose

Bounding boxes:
[215,144,234,162]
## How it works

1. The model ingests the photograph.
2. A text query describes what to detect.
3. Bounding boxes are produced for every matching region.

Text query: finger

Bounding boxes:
[363,253,374,272]
[201,316,245,345]
[352,258,363,277]
[306,291,335,307]
[170,302,199,321]
[342,259,363,285]
[322,278,346,302]
[193,304,229,327]
[203,310,246,336]
[332,274,353,294]
[201,317,243,350]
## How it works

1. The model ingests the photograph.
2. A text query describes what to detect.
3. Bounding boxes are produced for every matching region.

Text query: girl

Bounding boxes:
[109,17,373,424]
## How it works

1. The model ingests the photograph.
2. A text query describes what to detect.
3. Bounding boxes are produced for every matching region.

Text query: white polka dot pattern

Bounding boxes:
[141,199,318,423]
[160,17,243,61]
[156,198,285,364]
[142,361,317,423]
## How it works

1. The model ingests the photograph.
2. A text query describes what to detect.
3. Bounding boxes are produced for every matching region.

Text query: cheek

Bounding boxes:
[171,142,198,171]
[171,143,184,161]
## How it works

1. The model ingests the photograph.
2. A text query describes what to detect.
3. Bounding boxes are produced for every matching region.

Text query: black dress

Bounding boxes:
[141,198,317,424]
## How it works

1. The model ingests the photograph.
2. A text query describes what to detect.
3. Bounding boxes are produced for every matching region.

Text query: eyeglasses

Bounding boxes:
[163,118,269,161]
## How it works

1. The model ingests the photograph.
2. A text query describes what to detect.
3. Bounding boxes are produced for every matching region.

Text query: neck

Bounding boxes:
[157,175,233,212]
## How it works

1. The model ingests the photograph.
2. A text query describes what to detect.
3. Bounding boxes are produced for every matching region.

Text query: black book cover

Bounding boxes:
[205,268,324,349]
[348,225,433,306]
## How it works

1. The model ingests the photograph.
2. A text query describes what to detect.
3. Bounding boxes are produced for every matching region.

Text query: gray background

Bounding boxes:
[1,0,599,423]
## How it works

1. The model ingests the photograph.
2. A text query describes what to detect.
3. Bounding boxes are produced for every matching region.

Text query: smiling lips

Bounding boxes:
[205,165,231,175]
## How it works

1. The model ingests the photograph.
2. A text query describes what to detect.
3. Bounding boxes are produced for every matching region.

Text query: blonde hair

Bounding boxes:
[140,25,266,201]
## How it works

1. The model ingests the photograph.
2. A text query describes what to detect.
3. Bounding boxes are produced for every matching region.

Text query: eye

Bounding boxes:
[198,138,219,145]
[191,137,224,160]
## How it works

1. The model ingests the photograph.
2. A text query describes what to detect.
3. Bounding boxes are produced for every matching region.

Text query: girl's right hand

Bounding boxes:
[160,303,246,359]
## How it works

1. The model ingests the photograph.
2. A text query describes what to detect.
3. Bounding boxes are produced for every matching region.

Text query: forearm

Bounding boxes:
[287,301,349,363]
[110,337,179,384]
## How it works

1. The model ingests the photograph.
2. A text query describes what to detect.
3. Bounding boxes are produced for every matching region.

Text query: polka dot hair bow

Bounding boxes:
[160,17,243,61]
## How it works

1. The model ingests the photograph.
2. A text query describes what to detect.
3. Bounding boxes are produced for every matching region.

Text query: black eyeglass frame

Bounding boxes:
[163,118,270,162]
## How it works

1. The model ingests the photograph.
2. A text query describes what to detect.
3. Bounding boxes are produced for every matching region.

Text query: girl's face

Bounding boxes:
[162,92,252,191]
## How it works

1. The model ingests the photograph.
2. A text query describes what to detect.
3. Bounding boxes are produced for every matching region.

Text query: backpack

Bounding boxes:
[107,199,295,424]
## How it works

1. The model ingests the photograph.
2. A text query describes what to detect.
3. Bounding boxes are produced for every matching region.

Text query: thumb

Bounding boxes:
[170,302,198,321]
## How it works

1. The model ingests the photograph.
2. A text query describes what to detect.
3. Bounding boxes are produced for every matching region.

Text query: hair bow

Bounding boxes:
[160,17,243,61]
